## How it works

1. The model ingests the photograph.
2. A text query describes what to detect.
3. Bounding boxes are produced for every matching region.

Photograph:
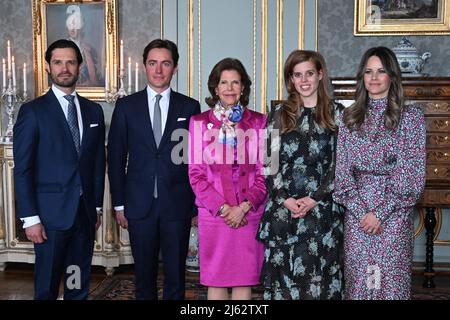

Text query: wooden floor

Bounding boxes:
[1,262,449,300]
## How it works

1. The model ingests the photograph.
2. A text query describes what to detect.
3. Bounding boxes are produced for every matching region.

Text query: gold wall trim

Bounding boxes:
[160,0,163,38]
[276,0,283,100]
[298,0,304,49]
[188,0,194,97]
[315,0,318,50]
[261,0,267,114]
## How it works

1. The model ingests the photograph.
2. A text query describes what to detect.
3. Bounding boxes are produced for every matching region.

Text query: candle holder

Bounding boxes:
[105,69,128,104]
[1,72,27,144]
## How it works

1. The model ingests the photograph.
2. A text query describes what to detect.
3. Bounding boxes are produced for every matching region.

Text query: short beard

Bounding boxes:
[49,72,79,88]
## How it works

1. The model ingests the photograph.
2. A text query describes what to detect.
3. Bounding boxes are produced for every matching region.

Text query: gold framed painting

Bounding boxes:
[32,0,118,101]
[354,0,450,36]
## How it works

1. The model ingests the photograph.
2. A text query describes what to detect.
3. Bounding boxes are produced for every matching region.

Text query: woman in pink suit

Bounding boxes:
[189,58,267,300]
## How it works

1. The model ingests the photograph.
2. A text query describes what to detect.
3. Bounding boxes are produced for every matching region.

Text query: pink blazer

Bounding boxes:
[188,108,267,216]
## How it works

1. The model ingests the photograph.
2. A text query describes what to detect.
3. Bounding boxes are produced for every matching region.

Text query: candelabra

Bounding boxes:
[105,40,139,103]
[105,69,128,104]
[1,73,27,144]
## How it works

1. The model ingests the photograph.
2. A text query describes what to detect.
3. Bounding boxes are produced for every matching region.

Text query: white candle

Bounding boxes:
[113,63,117,88]
[135,62,139,92]
[105,66,109,92]
[2,58,5,90]
[128,57,132,92]
[7,40,11,72]
[11,56,16,87]
[119,40,124,75]
[23,63,26,93]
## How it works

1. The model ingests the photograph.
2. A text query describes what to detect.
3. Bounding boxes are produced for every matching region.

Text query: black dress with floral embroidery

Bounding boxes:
[256,103,345,300]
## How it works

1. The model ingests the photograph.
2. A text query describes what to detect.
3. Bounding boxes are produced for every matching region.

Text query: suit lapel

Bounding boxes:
[136,89,158,150]
[77,94,90,157]
[159,90,179,148]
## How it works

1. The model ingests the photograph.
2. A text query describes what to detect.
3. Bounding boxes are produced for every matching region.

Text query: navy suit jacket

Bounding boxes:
[13,89,106,230]
[107,89,200,221]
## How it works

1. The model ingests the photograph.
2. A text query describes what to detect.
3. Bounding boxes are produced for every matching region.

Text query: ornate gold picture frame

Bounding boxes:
[354,0,450,36]
[32,0,118,101]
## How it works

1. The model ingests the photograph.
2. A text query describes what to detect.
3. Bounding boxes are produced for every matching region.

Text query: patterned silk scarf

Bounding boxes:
[213,101,244,146]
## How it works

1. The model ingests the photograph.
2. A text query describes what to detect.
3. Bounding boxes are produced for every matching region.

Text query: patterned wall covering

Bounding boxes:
[0,0,34,97]
[318,1,450,77]
[0,0,160,129]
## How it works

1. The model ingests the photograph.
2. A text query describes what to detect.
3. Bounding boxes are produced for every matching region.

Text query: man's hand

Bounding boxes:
[115,210,128,229]
[25,223,47,244]
[191,215,198,227]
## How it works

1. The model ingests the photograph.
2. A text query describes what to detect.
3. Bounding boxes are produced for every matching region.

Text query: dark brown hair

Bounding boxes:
[343,46,403,131]
[45,39,82,64]
[281,50,334,134]
[142,38,179,67]
[205,58,251,108]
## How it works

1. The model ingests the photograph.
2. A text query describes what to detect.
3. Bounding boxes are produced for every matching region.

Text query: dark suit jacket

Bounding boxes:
[107,89,201,221]
[13,89,106,230]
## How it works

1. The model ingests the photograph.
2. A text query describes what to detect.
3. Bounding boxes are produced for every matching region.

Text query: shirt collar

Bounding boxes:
[146,85,171,102]
[52,84,77,100]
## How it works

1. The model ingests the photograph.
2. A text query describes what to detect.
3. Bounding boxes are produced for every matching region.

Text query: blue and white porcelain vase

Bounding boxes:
[186,225,199,272]
[392,37,431,76]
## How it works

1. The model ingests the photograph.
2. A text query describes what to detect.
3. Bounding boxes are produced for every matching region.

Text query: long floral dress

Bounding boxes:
[257,103,345,300]
[333,97,426,300]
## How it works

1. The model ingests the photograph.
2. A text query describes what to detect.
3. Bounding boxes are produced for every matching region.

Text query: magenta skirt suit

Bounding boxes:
[188,108,267,287]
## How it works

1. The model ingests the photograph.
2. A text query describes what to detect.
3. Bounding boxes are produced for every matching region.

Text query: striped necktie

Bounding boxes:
[64,95,80,156]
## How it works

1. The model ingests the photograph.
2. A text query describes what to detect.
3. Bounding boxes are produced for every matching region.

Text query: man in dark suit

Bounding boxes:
[108,39,200,300]
[13,39,105,300]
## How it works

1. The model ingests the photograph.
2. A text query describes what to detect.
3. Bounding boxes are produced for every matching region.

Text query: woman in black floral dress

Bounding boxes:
[257,50,344,300]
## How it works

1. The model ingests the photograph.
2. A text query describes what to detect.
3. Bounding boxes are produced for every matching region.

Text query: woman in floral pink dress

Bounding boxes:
[333,47,426,299]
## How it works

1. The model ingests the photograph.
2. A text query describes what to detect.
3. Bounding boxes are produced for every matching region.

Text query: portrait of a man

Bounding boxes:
[46,3,105,87]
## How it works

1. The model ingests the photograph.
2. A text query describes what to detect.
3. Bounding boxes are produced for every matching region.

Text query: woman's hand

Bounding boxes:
[360,212,382,235]
[293,196,317,218]
[221,205,246,229]
[283,198,301,216]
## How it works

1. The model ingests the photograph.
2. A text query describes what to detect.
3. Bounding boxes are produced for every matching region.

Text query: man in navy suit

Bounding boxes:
[13,39,105,300]
[108,39,200,300]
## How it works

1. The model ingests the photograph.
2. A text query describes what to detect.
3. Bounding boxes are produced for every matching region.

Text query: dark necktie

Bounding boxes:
[153,94,162,197]
[64,95,80,156]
